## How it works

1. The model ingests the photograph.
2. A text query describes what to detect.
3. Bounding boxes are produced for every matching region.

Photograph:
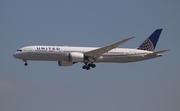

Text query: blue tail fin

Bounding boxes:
[137,29,162,51]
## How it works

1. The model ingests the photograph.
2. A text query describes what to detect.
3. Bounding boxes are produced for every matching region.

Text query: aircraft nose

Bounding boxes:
[13,53,18,58]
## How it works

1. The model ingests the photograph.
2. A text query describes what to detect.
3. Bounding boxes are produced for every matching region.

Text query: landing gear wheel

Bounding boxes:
[82,65,90,70]
[24,62,28,66]
[86,66,90,70]
[88,63,96,68]
[91,64,96,68]
[82,65,86,69]
[82,62,96,70]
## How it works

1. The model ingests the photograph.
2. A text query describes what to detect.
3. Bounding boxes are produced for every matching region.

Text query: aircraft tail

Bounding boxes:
[137,29,162,51]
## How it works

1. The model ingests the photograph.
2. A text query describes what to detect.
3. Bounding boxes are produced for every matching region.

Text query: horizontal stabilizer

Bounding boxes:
[153,50,169,53]
[146,50,169,56]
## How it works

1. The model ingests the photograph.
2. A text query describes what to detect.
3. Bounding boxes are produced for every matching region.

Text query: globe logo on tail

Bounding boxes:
[138,39,154,51]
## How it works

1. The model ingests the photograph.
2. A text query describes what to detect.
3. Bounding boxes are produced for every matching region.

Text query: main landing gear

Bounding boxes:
[82,63,96,70]
[23,60,28,66]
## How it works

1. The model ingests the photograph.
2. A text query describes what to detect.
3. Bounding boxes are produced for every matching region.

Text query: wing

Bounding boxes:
[84,37,135,61]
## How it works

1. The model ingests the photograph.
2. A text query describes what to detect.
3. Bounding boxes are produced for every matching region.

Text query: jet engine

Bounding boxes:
[58,61,73,66]
[69,52,84,62]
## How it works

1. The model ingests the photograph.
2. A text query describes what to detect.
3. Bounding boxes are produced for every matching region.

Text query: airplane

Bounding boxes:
[13,29,168,70]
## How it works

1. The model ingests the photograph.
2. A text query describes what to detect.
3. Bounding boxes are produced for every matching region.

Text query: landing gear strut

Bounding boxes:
[23,60,28,66]
[82,63,96,70]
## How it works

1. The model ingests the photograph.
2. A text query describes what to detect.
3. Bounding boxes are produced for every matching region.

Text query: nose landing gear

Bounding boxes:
[23,60,28,66]
[24,62,28,66]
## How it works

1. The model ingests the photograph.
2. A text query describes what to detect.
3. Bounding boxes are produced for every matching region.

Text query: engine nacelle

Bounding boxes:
[69,52,84,62]
[58,61,73,66]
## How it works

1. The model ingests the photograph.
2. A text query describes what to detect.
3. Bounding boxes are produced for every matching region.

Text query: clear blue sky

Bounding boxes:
[0,0,180,111]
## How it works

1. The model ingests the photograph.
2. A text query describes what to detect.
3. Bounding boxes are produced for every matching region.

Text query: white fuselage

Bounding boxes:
[13,46,161,63]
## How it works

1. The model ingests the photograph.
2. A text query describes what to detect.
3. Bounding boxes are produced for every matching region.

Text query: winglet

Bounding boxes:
[138,29,162,51]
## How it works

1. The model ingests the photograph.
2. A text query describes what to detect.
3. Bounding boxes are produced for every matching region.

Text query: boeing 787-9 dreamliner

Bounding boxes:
[13,29,168,70]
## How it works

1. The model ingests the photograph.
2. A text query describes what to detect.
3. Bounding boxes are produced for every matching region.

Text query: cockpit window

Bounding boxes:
[17,49,22,52]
